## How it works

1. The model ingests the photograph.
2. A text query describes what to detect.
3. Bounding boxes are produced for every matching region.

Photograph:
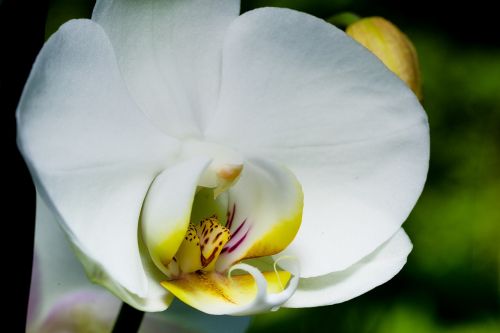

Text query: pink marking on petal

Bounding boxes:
[232,218,246,237]
[222,215,251,255]
[227,231,249,253]
[226,203,236,230]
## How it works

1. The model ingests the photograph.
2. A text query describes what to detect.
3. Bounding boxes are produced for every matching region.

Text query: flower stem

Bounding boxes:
[112,303,145,333]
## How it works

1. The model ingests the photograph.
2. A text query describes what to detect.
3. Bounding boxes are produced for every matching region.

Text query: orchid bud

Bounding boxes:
[346,17,422,100]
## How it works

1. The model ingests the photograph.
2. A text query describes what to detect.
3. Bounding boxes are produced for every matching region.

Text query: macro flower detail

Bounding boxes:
[18,0,429,317]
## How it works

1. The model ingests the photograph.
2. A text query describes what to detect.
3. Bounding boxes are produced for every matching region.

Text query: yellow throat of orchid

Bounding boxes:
[159,204,298,315]
[140,145,304,315]
[163,216,231,276]
[160,185,302,314]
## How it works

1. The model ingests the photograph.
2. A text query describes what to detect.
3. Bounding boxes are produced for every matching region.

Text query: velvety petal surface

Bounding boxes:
[206,8,429,277]
[284,228,412,307]
[92,0,240,137]
[17,20,178,309]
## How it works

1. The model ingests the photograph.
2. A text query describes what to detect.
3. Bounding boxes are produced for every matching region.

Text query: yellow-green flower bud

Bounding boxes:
[346,17,422,100]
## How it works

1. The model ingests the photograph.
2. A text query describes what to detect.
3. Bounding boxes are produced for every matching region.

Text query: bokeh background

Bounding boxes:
[9,0,500,332]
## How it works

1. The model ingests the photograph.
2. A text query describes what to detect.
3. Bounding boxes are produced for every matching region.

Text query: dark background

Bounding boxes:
[2,0,499,332]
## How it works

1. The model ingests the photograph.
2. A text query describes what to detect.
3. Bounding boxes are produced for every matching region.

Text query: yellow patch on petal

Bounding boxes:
[242,186,303,260]
[175,224,202,273]
[161,270,291,315]
[154,219,190,268]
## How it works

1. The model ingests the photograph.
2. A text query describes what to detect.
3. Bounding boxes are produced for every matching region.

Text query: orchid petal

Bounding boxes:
[207,7,429,276]
[215,158,303,272]
[28,195,105,331]
[161,265,296,315]
[28,195,168,332]
[92,0,240,137]
[284,229,412,307]
[141,157,211,275]
[17,20,178,309]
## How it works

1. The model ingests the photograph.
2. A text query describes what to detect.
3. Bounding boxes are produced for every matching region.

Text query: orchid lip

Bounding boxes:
[159,184,301,315]
[160,210,301,315]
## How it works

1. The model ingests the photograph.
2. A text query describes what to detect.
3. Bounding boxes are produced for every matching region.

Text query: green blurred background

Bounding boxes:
[44,0,500,332]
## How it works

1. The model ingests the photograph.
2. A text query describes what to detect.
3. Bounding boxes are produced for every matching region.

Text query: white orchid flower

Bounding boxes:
[17,0,429,316]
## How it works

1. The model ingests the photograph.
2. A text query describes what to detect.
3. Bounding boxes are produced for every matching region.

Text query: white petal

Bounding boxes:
[28,195,100,331]
[284,229,412,307]
[215,158,303,272]
[28,195,170,329]
[206,8,429,276]
[141,157,211,274]
[92,0,240,137]
[28,195,171,330]
[17,20,177,308]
